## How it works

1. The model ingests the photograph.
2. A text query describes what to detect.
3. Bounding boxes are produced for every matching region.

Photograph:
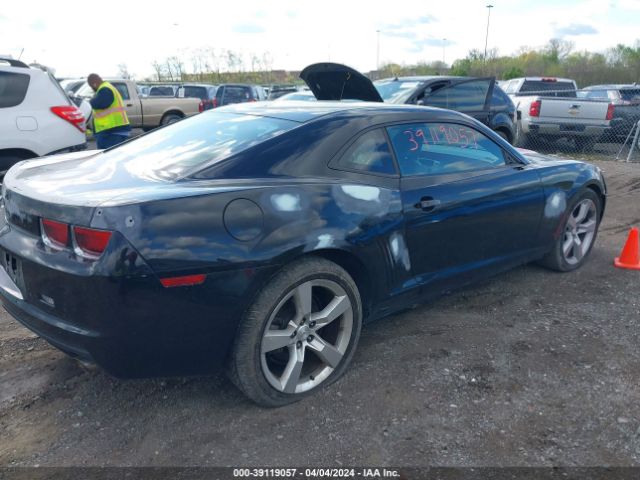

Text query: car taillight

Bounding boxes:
[198,100,204,113]
[50,106,85,132]
[529,100,541,117]
[212,98,218,108]
[160,274,206,288]
[42,219,69,248]
[73,226,112,258]
[606,103,615,120]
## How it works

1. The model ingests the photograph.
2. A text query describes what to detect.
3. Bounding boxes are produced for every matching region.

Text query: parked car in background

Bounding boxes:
[267,84,299,100]
[579,84,640,139]
[177,83,217,111]
[58,78,85,95]
[75,79,200,130]
[274,91,317,102]
[502,77,614,150]
[300,63,517,143]
[0,101,606,406]
[0,58,86,177]
[212,84,266,107]
[148,85,178,97]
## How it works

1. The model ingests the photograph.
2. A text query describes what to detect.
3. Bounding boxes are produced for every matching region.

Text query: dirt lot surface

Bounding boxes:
[1,157,640,468]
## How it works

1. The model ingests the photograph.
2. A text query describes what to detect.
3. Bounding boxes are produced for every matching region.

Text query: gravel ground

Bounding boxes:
[1,158,640,468]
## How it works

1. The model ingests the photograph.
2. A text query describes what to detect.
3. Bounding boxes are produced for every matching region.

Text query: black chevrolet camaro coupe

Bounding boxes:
[0,99,605,406]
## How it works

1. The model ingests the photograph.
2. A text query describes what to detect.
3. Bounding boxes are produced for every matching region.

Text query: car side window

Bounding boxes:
[387,123,506,176]
[425,80,491,112]
[0,72,30,108]
[491,86,510,108]
[335,129,397,175]
[112,82,130,101]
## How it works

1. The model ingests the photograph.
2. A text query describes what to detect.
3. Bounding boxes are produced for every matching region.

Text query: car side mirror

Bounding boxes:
[416,99,426,106]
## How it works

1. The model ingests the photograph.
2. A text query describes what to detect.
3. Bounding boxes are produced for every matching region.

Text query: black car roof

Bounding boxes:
[375,75,466,83]
[222,100,460,123]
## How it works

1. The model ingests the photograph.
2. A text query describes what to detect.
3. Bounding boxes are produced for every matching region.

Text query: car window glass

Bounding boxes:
[99,111,298,180]
[374,80,423,103]
[387,123,506,176]
[224,86,250,104]
[112,82,130,101]
[491,86,509,108]
[585,89,607,99]
[0,71,30,108]
[425,80,490,111]
[336,129,396,175]
[620,89,640,102]
[520,80,576,98]
[149,86,175,96]
[183,86,208,100]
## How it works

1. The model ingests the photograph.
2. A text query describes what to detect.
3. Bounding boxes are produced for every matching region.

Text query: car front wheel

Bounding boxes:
[539,189,601,272]
[228,257,362,407]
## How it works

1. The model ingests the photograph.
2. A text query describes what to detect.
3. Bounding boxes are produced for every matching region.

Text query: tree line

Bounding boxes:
[378,39,640,87]
[135,40,640,87]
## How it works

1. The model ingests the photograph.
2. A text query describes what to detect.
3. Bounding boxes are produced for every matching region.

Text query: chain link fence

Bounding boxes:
[507,86,640,162]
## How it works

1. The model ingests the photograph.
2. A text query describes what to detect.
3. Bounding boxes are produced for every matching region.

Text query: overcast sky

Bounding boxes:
[1,0,639,79]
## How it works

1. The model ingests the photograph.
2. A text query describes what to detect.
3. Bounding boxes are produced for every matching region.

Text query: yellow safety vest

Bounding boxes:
[93,81,130,133]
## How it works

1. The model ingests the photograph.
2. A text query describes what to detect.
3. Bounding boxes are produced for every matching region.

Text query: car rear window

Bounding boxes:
[620,89,640,102]
[224,86,251,104]
[183,86,209,100]
[149,86,175,96]
[99,111,298,180]
[0,71,30,108]
[519,80,576,98]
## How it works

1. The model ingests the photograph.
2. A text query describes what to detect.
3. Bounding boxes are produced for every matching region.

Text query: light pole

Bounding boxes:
[442,38,447,65]
[484,4,493,64]
[376,30,381,71]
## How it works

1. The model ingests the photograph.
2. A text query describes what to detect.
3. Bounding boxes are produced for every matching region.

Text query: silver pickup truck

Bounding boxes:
[502,77,613,150]
[75,79,200,130]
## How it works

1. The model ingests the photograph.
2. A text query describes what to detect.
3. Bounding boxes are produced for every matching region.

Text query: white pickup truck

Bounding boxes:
[502,77,614,150]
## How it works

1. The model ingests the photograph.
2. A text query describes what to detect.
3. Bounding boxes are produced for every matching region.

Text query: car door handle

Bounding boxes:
[126,103,133,107]
[415,197,441,211]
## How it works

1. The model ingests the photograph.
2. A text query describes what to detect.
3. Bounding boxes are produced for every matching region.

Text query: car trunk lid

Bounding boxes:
[300,63,383,102]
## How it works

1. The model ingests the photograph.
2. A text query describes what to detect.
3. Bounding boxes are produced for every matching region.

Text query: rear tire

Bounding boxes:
[495,130,511,144]
[538,189,601,272]
[160,113,182,126]
[227,257,362,407]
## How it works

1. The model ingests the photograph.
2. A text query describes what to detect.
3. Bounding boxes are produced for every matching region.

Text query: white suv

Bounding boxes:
[0,58,87,176]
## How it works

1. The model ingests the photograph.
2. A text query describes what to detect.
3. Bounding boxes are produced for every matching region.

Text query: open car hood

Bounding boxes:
[300,63,383,102]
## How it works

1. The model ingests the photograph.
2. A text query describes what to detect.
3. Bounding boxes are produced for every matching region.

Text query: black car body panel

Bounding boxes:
[0,103,605,378]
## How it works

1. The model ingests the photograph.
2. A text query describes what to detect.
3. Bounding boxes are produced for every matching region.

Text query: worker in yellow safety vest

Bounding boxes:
[87,73,131,149]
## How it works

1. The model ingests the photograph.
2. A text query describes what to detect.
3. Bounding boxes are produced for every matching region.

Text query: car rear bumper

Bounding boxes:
[525,121,609,137]
[1,289,96,362]
[0,223,276,378]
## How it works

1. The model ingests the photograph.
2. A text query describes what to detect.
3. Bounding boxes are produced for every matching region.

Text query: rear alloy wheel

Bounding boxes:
[228,257,362,407]
[539,189,601,272]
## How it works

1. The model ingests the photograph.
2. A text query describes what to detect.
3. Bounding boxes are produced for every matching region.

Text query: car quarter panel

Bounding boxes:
[521,153,606,249]
[91,179,409,322]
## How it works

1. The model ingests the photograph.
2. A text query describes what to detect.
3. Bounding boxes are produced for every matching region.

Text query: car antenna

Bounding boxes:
[339,71,351,101]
